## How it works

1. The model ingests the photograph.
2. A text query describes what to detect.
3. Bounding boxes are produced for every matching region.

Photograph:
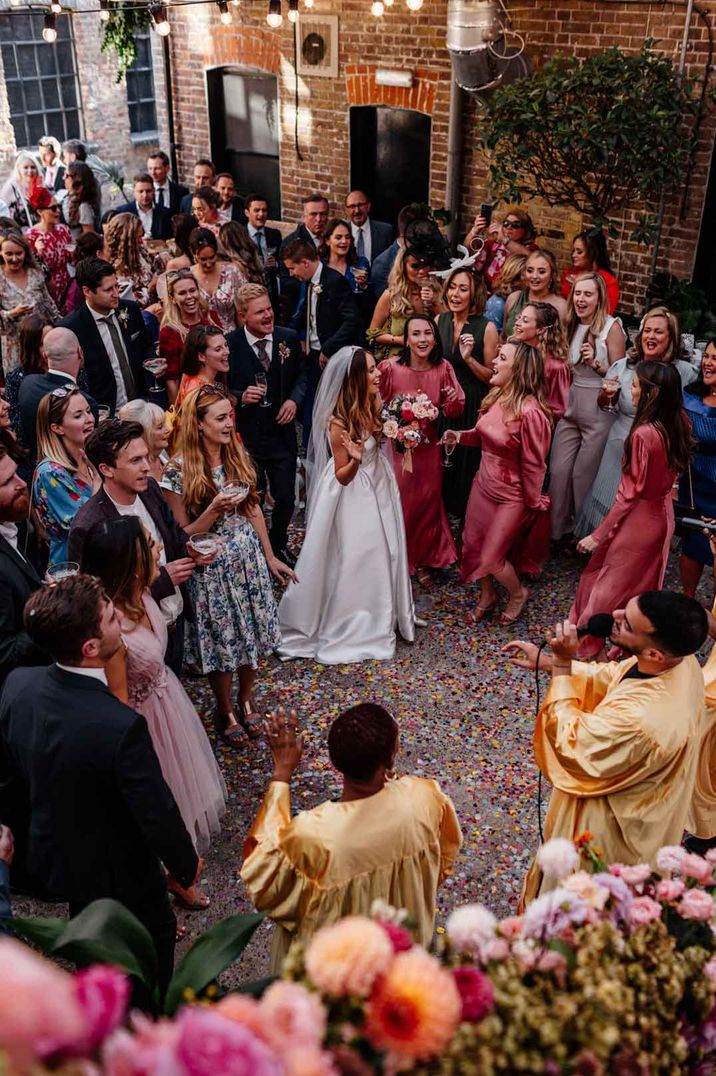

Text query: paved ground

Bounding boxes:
[13,538,712,987]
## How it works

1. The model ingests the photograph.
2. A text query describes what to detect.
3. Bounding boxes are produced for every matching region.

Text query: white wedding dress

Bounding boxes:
[278,436,416,664]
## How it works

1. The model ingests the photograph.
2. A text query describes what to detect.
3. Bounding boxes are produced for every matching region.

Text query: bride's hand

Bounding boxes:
[341,432,364,462]
[268,556,298,585]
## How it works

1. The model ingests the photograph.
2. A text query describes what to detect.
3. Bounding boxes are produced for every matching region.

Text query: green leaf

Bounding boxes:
[53,899,158,988]
[232,975,277,998]
[165,913,264,1015]
[10,915,68,954]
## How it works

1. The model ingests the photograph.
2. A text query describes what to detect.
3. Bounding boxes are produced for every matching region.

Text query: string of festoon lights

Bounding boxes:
[22,0,422,44]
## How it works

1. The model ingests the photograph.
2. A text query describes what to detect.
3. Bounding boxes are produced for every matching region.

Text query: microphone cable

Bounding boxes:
[534,641,548,844]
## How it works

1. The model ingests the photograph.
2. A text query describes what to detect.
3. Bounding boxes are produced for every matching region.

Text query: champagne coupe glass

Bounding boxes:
[188,532,219,558]
[47,561,79,582]
[221,482,250,522]
[601,376,620,414]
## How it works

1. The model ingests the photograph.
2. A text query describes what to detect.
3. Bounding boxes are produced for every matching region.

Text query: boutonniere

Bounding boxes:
[117,308,130,330]
[278,342,290,365]
[313,284,323,295]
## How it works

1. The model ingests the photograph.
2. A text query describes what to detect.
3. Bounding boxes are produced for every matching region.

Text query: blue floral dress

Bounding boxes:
[32,459,95,568]
[160,459,281,672]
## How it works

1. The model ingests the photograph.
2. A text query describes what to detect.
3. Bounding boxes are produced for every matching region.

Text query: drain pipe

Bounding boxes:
[445,75,463,246]
[162,33,179,182]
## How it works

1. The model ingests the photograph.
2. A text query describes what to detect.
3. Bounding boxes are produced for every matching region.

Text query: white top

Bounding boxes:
[350,220,372,263]
[56,664,108,685]
[569,316,620,387]
[138,206,154,236]
[308,262,322,352]
[87,305,130,409]
[105,491,184,624]
[0,521,20,553]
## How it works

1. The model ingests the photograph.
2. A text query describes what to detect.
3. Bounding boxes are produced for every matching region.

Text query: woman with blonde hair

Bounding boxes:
[576,304,695,537]
[158,269,215,402]
[485,252,527,332]
[443,340,552,624]
[104,212,156,308]
[503,248,566,337]
[118,398,170,482]
[278,346,415,664]
[33,386,98,568]
[160,384,295,743]
[217,221,265,283]
[0,152,41,229]
[367,246,444,360]
[512,300,572,421]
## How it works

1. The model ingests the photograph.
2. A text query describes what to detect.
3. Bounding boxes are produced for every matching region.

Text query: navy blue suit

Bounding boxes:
[114,201,173,240]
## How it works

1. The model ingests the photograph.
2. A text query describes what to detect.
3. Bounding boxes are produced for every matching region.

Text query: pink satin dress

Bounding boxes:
[544,353,572,422]
[378,358,465,573]
[571,424,676,657]
[459,398,552,582]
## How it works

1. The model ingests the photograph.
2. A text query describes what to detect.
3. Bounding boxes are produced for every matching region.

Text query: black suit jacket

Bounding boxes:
[156,180,189,217]
[45,165,66,193]
[227,326,307,453]
[367,218,394,262]
[114,201,173,240]
[279,224,322,319]
[290,264,364,357]
[59,302,153,412]
[179,193,244,220]
[68,480,190,610]
[18,371,99,460]
[0,535,48,691]
[0,665,198,902]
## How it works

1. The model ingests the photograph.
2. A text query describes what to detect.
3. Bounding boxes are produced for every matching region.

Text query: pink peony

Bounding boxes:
[561,871,611,910]
[175,1007,282,1076]
[656,845,687,874]
[498,915,524,940]
[304,918,393,998]
[0,936,86,1072]
[379,920,413,953]
[482,938,510,962]
[452,967,494,1023]
[627,896,663,928]
[102,1012,179,1076]
[261,981,326,1050]
[536,837,579,881]
[282,1046,338,1076]
[521,888,588,939]
[615,863,652,888]
[707,849,716,865]
[72,965,130,1055]
[445,904,497,958]
[215,994,269,1043]
[678,889,715,921]
[655,878,686,902]
[680,853,714,885]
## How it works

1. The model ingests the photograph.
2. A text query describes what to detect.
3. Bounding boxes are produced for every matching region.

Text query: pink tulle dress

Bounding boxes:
[122,592,226,852]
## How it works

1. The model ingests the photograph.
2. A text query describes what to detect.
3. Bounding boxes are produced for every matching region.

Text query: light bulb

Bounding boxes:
[383,0,394,6]
[406,0,423,9]
[304,0,314,7]
[153,4,170,33]
[287,0,298,19]
[218,0,232,22]
[50,0,61,13]
[9,0,21,8]
[42,12,57,40]
[231,0,240,7]
[371,1,384,15]
[99,0,110,19]
[266,0,282,25]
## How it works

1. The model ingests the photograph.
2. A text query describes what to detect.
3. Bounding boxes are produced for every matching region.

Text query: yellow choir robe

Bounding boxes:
[522,655,705,906]
[240,775,462,972]
[690,622,716,839]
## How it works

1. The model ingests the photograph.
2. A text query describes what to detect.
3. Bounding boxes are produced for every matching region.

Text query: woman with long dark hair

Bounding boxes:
[678,339,716,595]
[443,341,552,624]
[217,220,265,284]
[63,162,100,239]
[4,314,48,440]
[560,229,620,314]
[379,315,465,585]
[175,324,231,409]
[0,231,59,374]
[573,360,693,656]
[279,347,414,663]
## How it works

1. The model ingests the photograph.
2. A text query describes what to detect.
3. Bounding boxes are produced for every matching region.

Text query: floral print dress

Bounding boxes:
[160,458,281,672]
[32,459,95,568]
[0,269,60,374]
[26,224,74,313]
[194,263,245,334]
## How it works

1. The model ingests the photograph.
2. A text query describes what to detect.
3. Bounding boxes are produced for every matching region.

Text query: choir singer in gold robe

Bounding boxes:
[240,703,462,971]
[505,590,708,906]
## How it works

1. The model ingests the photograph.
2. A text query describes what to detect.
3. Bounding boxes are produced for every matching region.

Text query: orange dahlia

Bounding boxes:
[365,949,461,1061]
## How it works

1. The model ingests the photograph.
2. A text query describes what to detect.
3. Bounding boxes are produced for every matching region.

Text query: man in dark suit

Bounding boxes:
[179,159,217,214]
[147,150,189,216]
[115,174,173,240]
[345,190,393,265]
[214,173,245,223]
[18,327,98,459]
[0,575,200,995]
[59,258,152,414]
[68,420,197,675]
[228,284,306,565]
[244,194,282,313]
[281,236,363,448]
[279,193,329,322]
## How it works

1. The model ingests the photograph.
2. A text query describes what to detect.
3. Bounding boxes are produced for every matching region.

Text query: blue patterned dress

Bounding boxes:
[160,459,281,672]
[32,459,94,568]
[679,391,716,566]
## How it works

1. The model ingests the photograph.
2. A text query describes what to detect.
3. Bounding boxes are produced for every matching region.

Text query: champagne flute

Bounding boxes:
[442,440,457,468]
[600,376,620,414]
[255,371,271,408]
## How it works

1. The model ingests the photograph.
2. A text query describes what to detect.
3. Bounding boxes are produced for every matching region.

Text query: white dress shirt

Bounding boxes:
[244,326,273,361]
[248,224,267,261]
[55,664,108,685]
[350,220,372,263]
[138,206,154,236]
[44,163,60,189]
[87,304,131,409]
[0,521,20,553]
[308,262,322,352]
[47,367,77,383]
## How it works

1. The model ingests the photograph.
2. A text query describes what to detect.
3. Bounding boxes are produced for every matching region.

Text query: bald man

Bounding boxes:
[17,327,98,458]
[344,190,393,265]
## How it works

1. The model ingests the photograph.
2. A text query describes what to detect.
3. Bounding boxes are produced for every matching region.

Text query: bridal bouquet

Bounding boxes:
[382,392,438,473]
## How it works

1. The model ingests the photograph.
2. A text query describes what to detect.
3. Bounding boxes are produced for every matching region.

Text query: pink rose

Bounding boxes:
[401,404,415,420]
[680,853,714,885]
[379,921,413,953]
[678,889,715,921]
[282,1046,338,1076]
[482,938,510,962]
[656,846,687,874]
[452,967,494,1023]
[707,849,716,865]
[176,1007,282,1076]
[616,864,652,887]
[103,1012,179,1076]
[261,981,326,1050]
[499,915,524,940]
[72,965,130,1054]
[655,878,686,902]
[628,896,663,928]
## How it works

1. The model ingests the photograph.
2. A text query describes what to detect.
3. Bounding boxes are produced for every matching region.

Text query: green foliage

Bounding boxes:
[479,43,698,237]
[12,899,264,1014]
[648,272,716,335]
[101,3,152,82]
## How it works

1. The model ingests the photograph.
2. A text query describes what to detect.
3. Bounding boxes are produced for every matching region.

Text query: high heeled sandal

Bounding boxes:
[469,598,497,624]
[168,878,211,911]
[239,699,263,741]
[415,567,432,588]
[212,709,244,748]
[498,587,530,626]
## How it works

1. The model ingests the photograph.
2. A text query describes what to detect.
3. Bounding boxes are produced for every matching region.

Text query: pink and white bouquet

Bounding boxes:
[381,392,438,472]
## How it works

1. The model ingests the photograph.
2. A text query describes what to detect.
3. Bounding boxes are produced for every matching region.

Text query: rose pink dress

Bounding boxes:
[378,358,465,573]
[544,353,572,422]
[459,398,552,582]
[571,424,676,657]
[122,592,226,851]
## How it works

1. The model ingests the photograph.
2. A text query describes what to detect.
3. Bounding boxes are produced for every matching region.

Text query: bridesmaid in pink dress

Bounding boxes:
[443,341,552,624]
[83,517,227,907]
[573,360,693,657]
[379,315,465,583]
[512,301,572,422]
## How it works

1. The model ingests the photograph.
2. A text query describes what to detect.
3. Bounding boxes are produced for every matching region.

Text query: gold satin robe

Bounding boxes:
[522,655,705,905]
[690,620,716,838]
[240,776,462,972]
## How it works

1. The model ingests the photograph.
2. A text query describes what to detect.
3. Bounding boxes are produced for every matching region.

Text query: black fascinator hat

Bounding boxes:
[403,218,451,271]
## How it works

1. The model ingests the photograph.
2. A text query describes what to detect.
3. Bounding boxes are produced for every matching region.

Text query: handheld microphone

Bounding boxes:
[679,516,716,535]
[576,613,614,639]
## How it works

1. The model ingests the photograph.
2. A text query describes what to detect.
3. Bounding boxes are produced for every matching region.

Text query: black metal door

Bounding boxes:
[350,106,431,225]
[207,68,281,217]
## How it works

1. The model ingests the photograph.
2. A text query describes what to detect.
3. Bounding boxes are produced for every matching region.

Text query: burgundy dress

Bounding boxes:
[544,353,572,422]
[459,398,552,582]
[378,358,465,573]
[571,424,676,657]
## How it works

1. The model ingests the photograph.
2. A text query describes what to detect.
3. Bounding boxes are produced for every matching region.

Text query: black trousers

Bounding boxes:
[254,442,297,552]
[301,350,322,450]
[164,614,185,677]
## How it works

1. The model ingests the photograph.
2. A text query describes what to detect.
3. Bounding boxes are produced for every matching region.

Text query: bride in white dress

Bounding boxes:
[278,346,416,664]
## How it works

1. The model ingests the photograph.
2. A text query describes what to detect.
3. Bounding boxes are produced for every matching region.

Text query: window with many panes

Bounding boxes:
[126,30,157,136]
[0,10,82,149]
